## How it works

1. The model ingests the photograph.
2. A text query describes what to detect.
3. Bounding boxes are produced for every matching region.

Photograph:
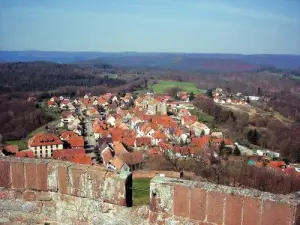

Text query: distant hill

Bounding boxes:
[1,51,300,71]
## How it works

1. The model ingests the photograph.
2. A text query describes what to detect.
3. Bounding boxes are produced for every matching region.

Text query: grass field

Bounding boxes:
[190,109,214,124]
[132,178,151,206]
[151,80,206,94]
[5,140,28,150]
[292,75,300,80]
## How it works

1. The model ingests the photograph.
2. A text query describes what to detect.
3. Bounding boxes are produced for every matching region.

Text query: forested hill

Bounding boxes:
[0,61,126,93]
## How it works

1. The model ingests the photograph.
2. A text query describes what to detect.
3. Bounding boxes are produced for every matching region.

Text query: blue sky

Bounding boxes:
[0,0,299,54]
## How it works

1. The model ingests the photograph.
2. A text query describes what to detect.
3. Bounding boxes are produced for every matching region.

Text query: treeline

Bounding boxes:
[0,95,54,141]
[0,62,127,93]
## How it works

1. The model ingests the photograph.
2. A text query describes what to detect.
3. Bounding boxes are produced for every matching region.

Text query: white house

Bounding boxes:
[190,122,210,136]
[28,133,63,158]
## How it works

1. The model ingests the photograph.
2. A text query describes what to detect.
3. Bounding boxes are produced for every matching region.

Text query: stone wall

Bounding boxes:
[133,170,181,179]
[0,157,143,224]
[149,176,300,225]
[1,156,300,225]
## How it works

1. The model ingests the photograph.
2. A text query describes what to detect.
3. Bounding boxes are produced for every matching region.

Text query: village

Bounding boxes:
[1,89,299,177]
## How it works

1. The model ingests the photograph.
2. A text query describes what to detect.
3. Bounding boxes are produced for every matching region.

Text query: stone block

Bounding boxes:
[0,160,11,188]
[36,191,52,201]
[69,165,87,197]
[225,194,243,225]
[22,190,36,201]
[206,191,225,224]
[261,200,295,225]
[47,160,59,191]
[24,162,37,189]
[0,190,10,199]
[36,162,48,191]
[243,197,261,225]
[11,161,25,189]
[189,188,206,222]
[173,185,190,218]
[58,164,69,194]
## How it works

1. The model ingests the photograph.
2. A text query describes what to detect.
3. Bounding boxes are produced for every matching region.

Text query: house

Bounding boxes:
[60,99,70,110]
[113,141,128,155]
[135,137,152,150]
[178,109,191,117]
[120,151,144,170]
[136,122,155,137]
[16,150,34,158]
[48,101,58,109]
[28,133,63,158]
[248,96,260,101]
[107,115,116,127]
[192,135,211,149]
[108,156,130,171]
[67,102,76,112]
[190,122,210,136]
[53,148,86,161]
[2,145,19,155]
[211,132,223,139]
[152,130,168,146]
[60,112,75,128]
[147,98,167,115]
[99,143,114,166]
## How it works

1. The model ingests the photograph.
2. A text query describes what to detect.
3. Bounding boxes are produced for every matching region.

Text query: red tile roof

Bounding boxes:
[48,101,56,105]
[153,130,167,139]
[135,137,151,147]
[53,148,85,160]
[120,151,144,165]
[113,141,128,155]
[4,145,19,153]
[67,136,84,148]
[16,150,34,158]
[29,133,63,147]
[60,131,78,140]
[71,155,91,165]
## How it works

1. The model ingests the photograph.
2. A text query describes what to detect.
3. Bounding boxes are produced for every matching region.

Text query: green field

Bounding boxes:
[5,140,28,150]
[292,75,300,80]
[151,80,206,94]
[132,178,151,206]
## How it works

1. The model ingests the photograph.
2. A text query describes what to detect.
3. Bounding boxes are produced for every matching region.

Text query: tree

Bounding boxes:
[257,87,263,96]
[219,140,225,153]
[247,129,259,145]
[200,130,205,137]
[189,92,195,101]
[246,97,251,104]
[234,145,241,156]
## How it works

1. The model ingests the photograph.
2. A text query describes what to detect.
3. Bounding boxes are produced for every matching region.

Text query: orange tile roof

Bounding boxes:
[192,135,211,148]
[102,148,113,166]
[153,130,167,139]
[29,133,62,147]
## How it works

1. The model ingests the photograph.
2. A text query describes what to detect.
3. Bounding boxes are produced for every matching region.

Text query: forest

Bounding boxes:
[0,62,127,93]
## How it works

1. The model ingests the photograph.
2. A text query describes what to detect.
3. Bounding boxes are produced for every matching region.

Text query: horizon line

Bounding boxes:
[0,50,300,56]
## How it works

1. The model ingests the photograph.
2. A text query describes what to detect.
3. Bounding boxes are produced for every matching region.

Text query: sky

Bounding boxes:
[0,0,299,54]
